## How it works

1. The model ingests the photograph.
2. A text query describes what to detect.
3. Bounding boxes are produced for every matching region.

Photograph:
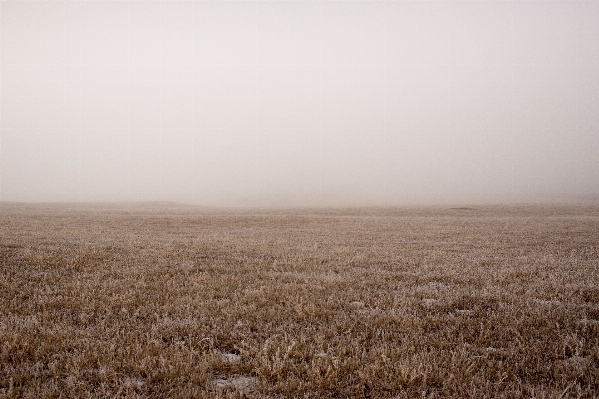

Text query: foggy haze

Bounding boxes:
[2,1,598,207]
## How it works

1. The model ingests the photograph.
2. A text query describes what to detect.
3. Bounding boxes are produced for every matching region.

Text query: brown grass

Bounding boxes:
[1,203,598,398]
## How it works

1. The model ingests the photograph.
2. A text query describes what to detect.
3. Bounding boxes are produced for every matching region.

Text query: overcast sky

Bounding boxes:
[2,1,598,206]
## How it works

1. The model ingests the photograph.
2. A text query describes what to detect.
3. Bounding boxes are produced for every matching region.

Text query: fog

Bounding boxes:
[2,1,598,207]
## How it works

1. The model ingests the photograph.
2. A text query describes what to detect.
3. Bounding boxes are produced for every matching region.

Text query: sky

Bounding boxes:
[1,0,598,207]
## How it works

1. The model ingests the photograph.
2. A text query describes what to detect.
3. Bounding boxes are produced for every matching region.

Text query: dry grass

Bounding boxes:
[1,203,598,398]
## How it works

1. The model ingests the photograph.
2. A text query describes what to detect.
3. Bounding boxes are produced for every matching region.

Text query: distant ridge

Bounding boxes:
[0,201,219,212]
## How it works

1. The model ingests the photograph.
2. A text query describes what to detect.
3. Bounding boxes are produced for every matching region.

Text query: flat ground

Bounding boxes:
[1,203,598,398]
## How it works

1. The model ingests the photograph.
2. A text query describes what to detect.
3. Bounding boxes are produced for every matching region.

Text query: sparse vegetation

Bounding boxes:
[1,203,598,398]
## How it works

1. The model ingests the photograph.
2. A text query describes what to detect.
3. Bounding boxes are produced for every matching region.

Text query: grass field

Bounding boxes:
[1,203,598,398]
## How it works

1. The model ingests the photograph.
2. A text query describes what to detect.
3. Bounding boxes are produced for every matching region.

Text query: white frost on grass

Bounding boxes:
[422,298,438,308]
[349,301,365,308]
[534,299,562,306]
[222,352,242,363]
[214,376,257,392]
